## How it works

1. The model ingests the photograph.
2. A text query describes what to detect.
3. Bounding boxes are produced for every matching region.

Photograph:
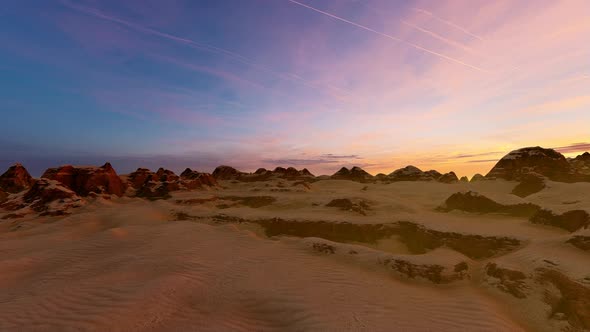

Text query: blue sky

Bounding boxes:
[1,0,589,176]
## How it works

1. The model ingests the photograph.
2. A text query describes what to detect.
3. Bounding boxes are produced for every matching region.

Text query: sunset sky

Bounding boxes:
[1,0,589,177]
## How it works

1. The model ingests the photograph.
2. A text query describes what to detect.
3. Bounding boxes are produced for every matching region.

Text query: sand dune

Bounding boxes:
[1,175,589,331]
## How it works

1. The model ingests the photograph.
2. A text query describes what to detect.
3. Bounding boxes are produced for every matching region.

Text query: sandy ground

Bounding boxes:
[1,179,589,331]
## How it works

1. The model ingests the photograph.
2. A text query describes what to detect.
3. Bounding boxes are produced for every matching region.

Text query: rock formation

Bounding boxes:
[388,166,435,181]
[331,166,373,182]
[511,172,546,198]
[569,152,590,175]
[124,167,217,199]
[212,165,244,180]
[0,188,7,204]
[439,191,540,217]
[438,171,459,183]
[486,147,579,181]
[0,163,35,193]
[470,174,485,182]
[42,163,126,197]
[1,178,83,216]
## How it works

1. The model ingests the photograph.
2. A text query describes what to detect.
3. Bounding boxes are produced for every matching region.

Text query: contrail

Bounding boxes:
[287,0,488,73]
[399,20,480,56]
[358,2,480,56]
[59,0,353,100]
[412,8,484,41]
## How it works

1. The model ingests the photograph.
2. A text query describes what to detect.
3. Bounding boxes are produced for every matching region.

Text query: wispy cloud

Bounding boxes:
[261,158,339,165]
[450,151,503,159]
[553,142,590,154]
[320,154,362,159]
[466,159,500,163]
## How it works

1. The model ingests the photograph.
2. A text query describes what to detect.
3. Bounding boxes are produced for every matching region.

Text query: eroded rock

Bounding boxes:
[530,209,590,232]
[0,163,35,193]
[42,163,125,197]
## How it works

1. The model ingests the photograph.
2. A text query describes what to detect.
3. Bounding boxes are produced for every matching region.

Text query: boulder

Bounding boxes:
[0,163,35,193]
[42,162,126,197]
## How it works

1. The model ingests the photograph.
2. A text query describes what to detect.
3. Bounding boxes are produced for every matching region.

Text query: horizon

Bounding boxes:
[2,144,589,179]
[1,0,589,177]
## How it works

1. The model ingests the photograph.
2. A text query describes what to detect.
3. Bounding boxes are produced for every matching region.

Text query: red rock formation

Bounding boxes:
[1,178,83,216]
[0,163,35,193]
[0,188,7,204]
[23,179,81,212]
[126,168,153,189]
[41,162,126,197]
[156,167,179,182]
[180,169,217,187]
[125,167,217,199]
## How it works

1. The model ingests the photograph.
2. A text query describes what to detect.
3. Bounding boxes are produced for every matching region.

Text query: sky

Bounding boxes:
[1,0,589,177]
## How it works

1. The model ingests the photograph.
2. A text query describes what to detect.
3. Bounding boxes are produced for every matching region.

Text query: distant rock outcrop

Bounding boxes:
[212,165,314,182]
[124,167,217,199]
[212,165,244,180]
[439,191,540,217]
[270,167,314,180]
[42,163,126,197]
[438,172,459,183]
[511,172,546,198]
[388,166,436,181]
[486,147,579,181]
[331,166,373,182]
[180,168,217,187]
[0,163,35,193]
[569,152,590,175]
[530,209,589,232]
[470,174,485,182]
[460,176,469,183]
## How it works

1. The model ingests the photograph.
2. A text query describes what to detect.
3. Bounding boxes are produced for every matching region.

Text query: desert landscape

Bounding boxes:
[2,0,589,331]
[1,146,589,331]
